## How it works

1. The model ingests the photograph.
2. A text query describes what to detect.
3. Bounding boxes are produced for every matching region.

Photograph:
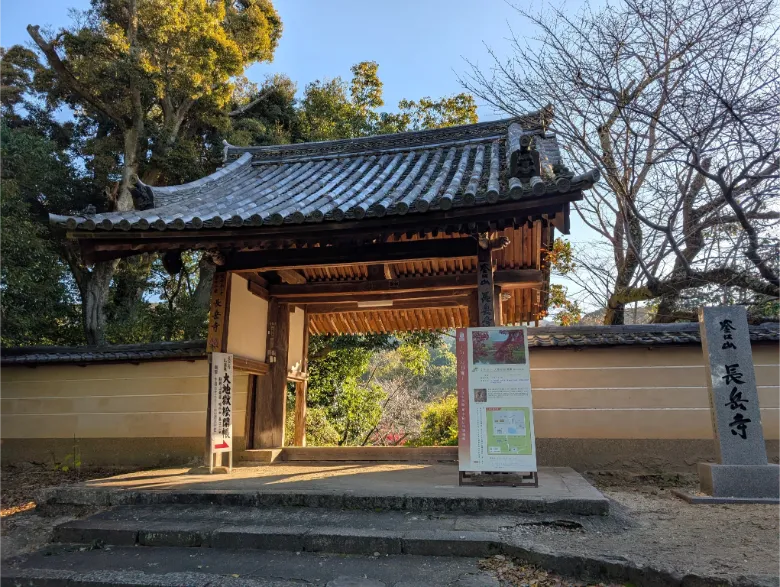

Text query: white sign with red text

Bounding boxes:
[210,352,233,454]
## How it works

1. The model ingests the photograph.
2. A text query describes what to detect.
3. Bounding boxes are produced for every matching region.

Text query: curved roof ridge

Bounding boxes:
[226,114,547,163]
[152,152,254,198]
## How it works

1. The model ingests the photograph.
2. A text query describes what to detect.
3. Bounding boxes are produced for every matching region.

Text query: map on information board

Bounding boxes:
[486,408,532,455]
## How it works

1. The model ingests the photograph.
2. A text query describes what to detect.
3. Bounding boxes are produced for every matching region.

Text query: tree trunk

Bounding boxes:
[652,292,681,323]
[81,261,118,346]
[193,256,217,309]
[111,254,154,323]
[118,128,140,211]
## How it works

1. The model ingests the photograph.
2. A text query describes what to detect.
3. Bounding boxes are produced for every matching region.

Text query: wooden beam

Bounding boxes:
[367,264,395,280]
[269,270,543,299]
[277,269,307,284]
[296,289,471,305]
[282,446,458,462]
[223,238,479,272]
[305,296,470,314]
[248,281,269,300]
[237,271,268,288]
[233,355,269,376]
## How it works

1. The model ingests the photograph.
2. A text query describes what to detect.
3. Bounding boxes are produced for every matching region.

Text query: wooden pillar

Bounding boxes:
[493,285,503,326]
[254,298,290,448]
[293,380,307,447]
[476,246,497,327]
[293,310,310,447]
[467,291,480,327]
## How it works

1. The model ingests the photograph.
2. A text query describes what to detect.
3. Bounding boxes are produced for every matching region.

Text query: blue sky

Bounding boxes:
[2,0,599,314]
[2,0,532,121]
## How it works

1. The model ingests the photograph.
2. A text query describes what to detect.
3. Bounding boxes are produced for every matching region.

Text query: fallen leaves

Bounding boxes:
[479,556,627,587]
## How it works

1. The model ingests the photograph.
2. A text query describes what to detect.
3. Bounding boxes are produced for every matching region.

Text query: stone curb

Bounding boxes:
[2,556,775,587]
[0,568,305,587]
[45,520,777,587]
[52,519,503,558]
[35,487,608,516]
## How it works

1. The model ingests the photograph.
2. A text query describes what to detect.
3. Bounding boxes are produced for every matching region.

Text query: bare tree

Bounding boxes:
[462,0,779,324]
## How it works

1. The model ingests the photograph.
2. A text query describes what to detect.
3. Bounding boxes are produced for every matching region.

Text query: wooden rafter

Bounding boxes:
[223,237,479,272]
[268,270,543,300]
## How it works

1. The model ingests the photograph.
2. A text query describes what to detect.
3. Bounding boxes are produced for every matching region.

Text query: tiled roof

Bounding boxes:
[49,115,599,233]
[1,341,207,366]
[527,322,780,348]
[3,323,776,366]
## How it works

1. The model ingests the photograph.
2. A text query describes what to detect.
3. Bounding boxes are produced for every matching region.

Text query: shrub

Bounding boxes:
[409,394,458,446]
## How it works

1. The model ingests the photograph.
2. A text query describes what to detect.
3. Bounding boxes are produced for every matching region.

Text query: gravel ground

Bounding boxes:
[503,471,779,581]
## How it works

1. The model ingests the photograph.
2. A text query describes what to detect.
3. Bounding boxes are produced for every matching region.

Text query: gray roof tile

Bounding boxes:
[1,341,207,366]
[527,322,779,347]
[50,116,599,233]
[2,323,777,366]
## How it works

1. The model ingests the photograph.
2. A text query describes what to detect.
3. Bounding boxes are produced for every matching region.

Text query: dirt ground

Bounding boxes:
[1,465,777,585]
[0,463,139,560]
[503,471,779,581]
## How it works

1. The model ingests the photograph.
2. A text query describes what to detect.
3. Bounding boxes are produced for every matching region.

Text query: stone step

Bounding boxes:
[51,504,508,558]
[35,466,609,516]
[1,545,498,587]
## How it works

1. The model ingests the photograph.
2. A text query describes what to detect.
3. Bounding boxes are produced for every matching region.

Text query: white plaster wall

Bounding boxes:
[288,306,306,372]
[226,274,268,361]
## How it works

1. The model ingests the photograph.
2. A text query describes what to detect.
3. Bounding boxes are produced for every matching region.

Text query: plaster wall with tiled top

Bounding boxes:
[1,333,777,469]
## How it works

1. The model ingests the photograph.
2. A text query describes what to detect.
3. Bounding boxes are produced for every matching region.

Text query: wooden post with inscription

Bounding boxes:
[206,272,231,353]
[476,246,496,327]
[254,298,290,448]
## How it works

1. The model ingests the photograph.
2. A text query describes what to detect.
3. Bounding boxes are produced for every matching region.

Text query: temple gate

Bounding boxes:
[51,112,599,452]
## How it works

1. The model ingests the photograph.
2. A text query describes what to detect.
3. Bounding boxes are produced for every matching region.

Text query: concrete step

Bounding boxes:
[51,504,512,558]
[35,466,609,516]
[1,545,499,587]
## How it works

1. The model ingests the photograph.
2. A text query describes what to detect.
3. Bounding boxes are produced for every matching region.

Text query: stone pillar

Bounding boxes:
[697,306,778,500]
[254,298,290,448]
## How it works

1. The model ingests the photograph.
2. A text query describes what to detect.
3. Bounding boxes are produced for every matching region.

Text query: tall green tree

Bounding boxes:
[299,61,478,141]
[26,0,282,343]
[1,122,84,346]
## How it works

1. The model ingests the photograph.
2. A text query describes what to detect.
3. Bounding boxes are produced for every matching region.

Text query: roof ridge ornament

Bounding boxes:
[507,122,543,180]
[132,174,156,211]
[222,139,234,163]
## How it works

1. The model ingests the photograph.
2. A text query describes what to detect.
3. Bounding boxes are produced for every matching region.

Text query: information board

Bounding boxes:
[208,352,233,470]
[456,327,537,473]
